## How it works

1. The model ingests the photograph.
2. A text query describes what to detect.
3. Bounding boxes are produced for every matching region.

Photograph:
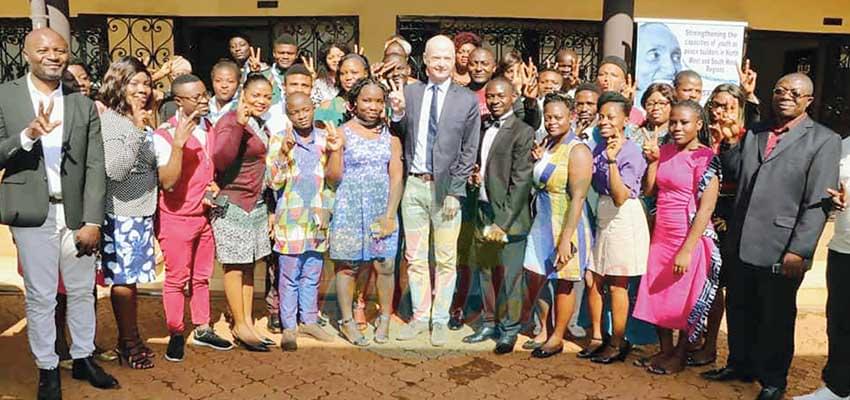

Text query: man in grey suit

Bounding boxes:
[390,34,481,346]
[702,73,841,400]
[461,78,534,354]
[0,28,117,400]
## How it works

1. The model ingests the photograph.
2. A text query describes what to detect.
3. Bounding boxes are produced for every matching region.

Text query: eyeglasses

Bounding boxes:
[772,87,812,101]
[175,93,209,103]
[644,100,671,109]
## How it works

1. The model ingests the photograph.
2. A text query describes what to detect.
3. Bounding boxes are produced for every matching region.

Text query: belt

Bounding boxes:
[410,173,433,182]
[48,195,63,204]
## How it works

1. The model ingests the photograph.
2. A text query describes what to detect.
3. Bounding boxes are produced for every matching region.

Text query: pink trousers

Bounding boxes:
[157,213,215,334]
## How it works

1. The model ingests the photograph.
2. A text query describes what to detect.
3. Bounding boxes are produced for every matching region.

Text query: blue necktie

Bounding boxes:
[426,85,439,173]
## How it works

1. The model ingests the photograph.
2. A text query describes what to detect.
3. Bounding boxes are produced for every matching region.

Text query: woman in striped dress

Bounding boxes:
[524,93,595,358]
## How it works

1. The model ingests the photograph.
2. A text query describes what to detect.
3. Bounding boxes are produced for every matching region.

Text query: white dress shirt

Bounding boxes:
[479,110,514,202]
[829,138,850,253]
[20,73,64,198]
[411,78,452,174]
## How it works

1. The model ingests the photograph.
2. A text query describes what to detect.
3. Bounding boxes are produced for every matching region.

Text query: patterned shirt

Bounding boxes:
[266,127,335,254]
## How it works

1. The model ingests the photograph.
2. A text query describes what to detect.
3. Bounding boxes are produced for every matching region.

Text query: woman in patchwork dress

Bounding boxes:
[524,93,595,358]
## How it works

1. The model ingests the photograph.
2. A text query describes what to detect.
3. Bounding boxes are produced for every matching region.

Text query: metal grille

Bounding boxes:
[397,16,601,81]
[271,16,359,59]
[0,17,110,84]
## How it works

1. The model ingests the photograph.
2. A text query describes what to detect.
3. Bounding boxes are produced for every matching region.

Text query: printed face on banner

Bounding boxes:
[634,19,746,112]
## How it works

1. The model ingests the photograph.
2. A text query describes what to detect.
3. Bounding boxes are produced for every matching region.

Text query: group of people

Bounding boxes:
[0,25,848,400]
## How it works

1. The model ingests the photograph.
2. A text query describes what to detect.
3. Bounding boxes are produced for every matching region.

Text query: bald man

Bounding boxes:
[0,28,117,399]
[390,34,481,346]
[703,73,841,400]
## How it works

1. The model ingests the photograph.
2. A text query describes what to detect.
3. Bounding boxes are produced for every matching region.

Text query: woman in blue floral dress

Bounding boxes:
[326,77,404,346]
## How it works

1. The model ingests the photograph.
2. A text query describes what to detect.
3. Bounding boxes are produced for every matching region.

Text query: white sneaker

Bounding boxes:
[794,386,849,400]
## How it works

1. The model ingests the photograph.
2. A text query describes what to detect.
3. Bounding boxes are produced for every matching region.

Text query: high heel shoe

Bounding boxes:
[590,344,629,364]
[116,340,154,369]
[234,337,270,352]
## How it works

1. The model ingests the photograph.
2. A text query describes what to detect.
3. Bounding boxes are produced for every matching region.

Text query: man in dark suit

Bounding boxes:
[702,73,841,400]
[0,28,117,400]
[390,34,481,347]
[461,77,534,354]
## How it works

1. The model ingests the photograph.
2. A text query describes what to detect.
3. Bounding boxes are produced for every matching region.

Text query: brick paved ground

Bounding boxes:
[0,290,829,400]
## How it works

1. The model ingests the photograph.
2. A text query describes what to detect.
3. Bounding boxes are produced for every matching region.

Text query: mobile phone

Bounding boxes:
[205,192,228,208]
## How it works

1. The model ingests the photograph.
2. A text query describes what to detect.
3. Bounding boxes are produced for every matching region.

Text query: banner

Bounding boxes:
[633,18,747,111]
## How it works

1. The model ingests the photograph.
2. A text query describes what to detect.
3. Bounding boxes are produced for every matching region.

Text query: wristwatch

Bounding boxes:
[606,158,618,164]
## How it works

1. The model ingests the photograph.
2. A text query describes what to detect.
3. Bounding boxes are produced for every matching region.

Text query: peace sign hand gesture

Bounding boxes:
[521,57,539,100]
[622,74,637,102]
[173,107,199,148]
[301,55,317,79]
[567,57,581,87]
[248,47,263,72]
[827,182,848,212]
[354,44,365,56]
[26,99,62,140]
[388,79,406,117]
[641,127,660,163]
[737,59,758,98]
[324,121,343,153]
[236,95,251,126]
[130,100,152,129]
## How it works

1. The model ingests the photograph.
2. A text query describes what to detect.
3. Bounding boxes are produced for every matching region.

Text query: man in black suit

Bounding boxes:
[0,28,117,400]
[702,73,841,400]
[462,77,534,354]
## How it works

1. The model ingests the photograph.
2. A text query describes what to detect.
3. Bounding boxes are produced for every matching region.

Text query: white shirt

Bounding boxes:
[207,96,237,126]
[20,73,64,198]
[479,110,514,202]
[152,117,211,168]
[829,138,850,253]
[264,105,292,137]
[411,79,452,174]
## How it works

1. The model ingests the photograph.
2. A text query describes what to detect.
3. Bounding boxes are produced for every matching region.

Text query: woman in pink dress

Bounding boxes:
[633,100,721,374]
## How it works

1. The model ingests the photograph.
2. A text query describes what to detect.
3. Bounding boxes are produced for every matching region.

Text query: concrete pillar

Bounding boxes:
[602,0,635,61]
[30,0,48,29]
[46,0,71,44]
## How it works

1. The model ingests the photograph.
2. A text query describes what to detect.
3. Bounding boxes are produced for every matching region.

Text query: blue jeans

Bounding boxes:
[277,252,324,330]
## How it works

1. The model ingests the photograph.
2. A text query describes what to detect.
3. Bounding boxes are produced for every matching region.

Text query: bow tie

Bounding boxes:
[483,118,502,130]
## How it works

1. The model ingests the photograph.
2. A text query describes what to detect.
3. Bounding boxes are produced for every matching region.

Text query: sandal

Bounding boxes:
[353,301,368,331]
[116,340,154,369]
[373,315,391,344]
[339,319,369,347]
[646,365,671,375]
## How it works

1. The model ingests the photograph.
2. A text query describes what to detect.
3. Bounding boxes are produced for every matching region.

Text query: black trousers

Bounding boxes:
[725,258,803,389]
[473,236,527,337]
[824,250,850,397]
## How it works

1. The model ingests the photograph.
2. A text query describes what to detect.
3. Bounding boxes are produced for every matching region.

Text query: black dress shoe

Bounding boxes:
[462,326,498,343]
[494,335,517,355]
[700,366,755,382]
[531,345,563,359]
[577,336,609,359]
[71,357,119,389]
[756,386,785,400]
[448,313,464,331]
[38,368,61,400]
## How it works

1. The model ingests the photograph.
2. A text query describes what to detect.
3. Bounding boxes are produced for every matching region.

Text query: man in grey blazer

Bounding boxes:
[390,34,481,346]
[462,78,534,354]
[0,28,117,400]
[702,73,841,400]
